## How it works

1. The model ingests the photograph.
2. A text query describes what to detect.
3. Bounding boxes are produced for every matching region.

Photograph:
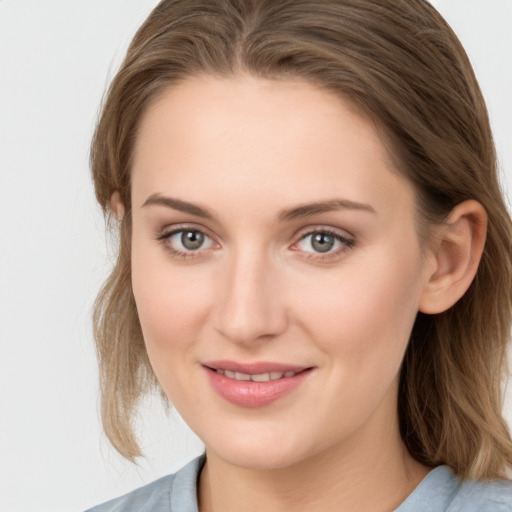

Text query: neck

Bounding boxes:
[198,416,429,512]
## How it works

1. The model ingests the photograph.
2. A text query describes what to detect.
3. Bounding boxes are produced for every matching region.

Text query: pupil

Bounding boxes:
[312,233,334,253]
[181,230,204,250]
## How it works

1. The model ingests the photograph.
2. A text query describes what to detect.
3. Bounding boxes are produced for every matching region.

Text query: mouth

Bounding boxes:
[202,361,314,408]
[213,368,301,382]
[203,360,311,380]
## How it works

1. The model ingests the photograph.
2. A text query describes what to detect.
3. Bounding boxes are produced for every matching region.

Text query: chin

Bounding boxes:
[213,447,305,471]
[203,428,316,471]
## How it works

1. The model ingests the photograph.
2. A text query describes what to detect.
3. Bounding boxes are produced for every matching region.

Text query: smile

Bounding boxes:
[203,361,313,408]
[215,369,299,381]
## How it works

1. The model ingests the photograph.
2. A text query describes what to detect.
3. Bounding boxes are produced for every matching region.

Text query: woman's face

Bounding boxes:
[130,75,435,470]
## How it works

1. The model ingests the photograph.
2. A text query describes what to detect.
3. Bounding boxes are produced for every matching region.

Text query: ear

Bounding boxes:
[419,200,487,314]
[110,190,125,221]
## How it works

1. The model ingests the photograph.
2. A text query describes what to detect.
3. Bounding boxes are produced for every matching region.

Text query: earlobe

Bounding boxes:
[419,200,487,315]
[110,190,125,221]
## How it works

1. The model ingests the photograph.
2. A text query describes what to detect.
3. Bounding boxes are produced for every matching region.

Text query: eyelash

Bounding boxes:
[293,229,355,261]
[155,226,355,261]
[156,225,218,260]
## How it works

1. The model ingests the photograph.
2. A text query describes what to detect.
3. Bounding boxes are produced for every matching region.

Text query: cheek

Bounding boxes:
[131,241,213,375]
[292,245,424,375]
[286,248,425,439]
[131,259,216,408]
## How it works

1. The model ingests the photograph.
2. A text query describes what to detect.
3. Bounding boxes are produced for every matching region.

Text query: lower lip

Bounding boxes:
[204,367,312,408]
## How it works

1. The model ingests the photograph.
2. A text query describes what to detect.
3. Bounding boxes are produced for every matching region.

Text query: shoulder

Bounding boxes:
[397,466,512,512]
[84,474,174,512]
[450,476,512,512]
[84,455,205,512]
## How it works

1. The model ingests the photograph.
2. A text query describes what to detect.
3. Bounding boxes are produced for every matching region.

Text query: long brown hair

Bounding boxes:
[90,0,512,479]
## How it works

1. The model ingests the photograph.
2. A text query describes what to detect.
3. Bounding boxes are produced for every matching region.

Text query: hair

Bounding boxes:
[90,0,512,479]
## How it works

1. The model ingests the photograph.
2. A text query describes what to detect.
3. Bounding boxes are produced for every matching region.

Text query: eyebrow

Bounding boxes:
[278,199,376,222]
[142,193,376,221]
[142,193,213,219]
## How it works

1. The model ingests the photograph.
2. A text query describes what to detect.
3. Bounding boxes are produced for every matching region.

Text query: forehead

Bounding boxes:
[131,74,414,220]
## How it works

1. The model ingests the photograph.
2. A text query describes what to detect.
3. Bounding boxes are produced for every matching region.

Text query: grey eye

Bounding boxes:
[161,227,216,257]
[310,233,335,253]
[296,230,352,255]
[180,230,205,250]
[166,229,213,252]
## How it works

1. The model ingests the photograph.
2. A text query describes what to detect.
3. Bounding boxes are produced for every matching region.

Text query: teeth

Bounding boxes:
[251,373,271,382]
[217,369,298,381]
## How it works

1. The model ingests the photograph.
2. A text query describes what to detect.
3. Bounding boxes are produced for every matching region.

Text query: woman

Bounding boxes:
[86,0,512,510]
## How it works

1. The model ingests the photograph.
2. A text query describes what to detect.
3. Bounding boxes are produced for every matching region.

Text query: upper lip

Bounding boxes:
[203,360,311,374]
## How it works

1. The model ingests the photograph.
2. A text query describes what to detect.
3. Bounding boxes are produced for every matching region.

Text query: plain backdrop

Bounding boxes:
[0,1,511,511]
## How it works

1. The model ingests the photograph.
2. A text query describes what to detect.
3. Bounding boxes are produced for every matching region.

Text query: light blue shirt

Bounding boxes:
[85,455,512,511]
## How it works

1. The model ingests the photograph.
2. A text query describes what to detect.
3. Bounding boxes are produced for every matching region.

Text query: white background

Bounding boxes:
[0,1,511,511]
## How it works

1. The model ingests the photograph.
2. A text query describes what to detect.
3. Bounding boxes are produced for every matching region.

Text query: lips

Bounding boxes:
[203,360,313,408]
[217,369,299,381]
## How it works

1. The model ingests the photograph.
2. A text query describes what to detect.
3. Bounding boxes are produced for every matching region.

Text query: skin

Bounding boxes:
[122,74,487,512]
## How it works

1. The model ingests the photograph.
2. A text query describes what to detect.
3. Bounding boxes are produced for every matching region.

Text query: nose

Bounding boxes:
[213,249,288,345]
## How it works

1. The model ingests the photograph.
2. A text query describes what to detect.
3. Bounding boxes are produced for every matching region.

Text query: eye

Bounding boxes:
[157,227,217,258]
[294,230,354,256]
[173,230,208,251]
